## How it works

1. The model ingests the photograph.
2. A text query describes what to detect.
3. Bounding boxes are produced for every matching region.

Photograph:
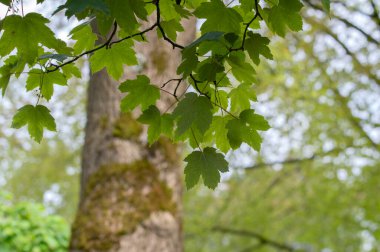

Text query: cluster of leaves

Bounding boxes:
[0,0,329,189]
[0,192,69,252]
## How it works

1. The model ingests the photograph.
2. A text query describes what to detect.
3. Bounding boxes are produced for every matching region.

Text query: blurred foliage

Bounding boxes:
[0,63,85,221]
[185,0,380,251]
[0,192,69,252]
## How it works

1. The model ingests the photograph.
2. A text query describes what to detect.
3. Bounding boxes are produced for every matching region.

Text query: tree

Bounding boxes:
[0,0,326,251]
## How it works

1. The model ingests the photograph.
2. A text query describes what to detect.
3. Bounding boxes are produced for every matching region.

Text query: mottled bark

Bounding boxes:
[69,17,196,252]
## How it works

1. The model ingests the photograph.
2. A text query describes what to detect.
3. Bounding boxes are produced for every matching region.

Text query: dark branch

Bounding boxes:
[230,0,262,52]
[243,148,343,171]
[303,0,379,45]
[303,16,380,86]
[155,0,185,49]
[212,226,295,251]
[46,0,184,73]
[190,74,210,98]
[46,21,118,73]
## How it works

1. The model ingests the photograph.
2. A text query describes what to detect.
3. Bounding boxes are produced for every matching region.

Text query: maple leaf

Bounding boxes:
[54,0,109,18]
[204,116,230,154]
[229,83,257,113]
[172,93,213,137]
[90,42,138,80]
[227,54,256,83]
[109,0,147,34]
[26,69,67,101]
[11,105,56,143]
[138,105,162,145]
[0,56,19,96]
[226,109,270,151]
[264,0,303,37]
[184,147,228,189]
[194,0,243,34]
[0,13,70,65]
[245,32,273,65]
[70,24,97,54]
[119,75,160,111]
[177,47,199,77]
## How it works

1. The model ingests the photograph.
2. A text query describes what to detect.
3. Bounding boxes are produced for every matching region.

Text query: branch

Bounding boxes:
[303,16,380,86]
[369,0,380,26]
[303,0,379,45]
[155,0,185,49]
[212,226,295,251]
[243,148,343,171]
[230,0,262,51]
[332,87,380,151]
[190,74,210,98]
[46,0,184,73]
[46,21,119,73]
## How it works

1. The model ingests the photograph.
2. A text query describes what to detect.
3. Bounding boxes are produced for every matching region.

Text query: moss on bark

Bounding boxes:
[70,160,175,251]
[112,113,142,139]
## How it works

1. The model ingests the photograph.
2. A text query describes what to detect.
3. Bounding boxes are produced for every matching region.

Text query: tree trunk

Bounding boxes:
[69,17,196,252]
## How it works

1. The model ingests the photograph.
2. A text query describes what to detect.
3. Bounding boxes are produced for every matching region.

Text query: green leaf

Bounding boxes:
[61,64,81,78]
[321,0,330,14]
[229,83,257,113]
[198,57,225,82]
[155,113,175,139]
[186,31,224,48]
[70,24,97,54]
[38,54,70,63]
[226,109,270,151]
[0,0,11,6]
[264,0,279,6]
[160,0,180,21]
[109,0,147,34]
[119,75,160,111]
[264,0,303,37]
[204,116,230,153]
[172,93,213,137]
[160,19,184,41]
[239,0,254,12]
[0,56,19,96]
[227,54,256,83]
[0,13,70,65]
[138,105,162,145]
[194,0,243,34]
[177,47,198,77]
[26,69,67,101]
[54,0,109,18]
[90,42,138,80]
[245,32,273,65]
[95,12,114,36]
[224,32,239,47]
[184,147,228,189]
[11,105,56,143]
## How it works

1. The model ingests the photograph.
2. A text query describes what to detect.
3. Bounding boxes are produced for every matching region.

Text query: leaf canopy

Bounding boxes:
[0,0,305,189]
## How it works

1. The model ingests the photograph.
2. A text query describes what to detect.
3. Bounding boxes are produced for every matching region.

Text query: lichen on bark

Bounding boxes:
[70,160,175,251]
[112,113,142,139]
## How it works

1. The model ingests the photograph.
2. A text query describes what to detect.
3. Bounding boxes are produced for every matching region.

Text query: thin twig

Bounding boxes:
[212,226,295,251]
[230,0,262,51]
